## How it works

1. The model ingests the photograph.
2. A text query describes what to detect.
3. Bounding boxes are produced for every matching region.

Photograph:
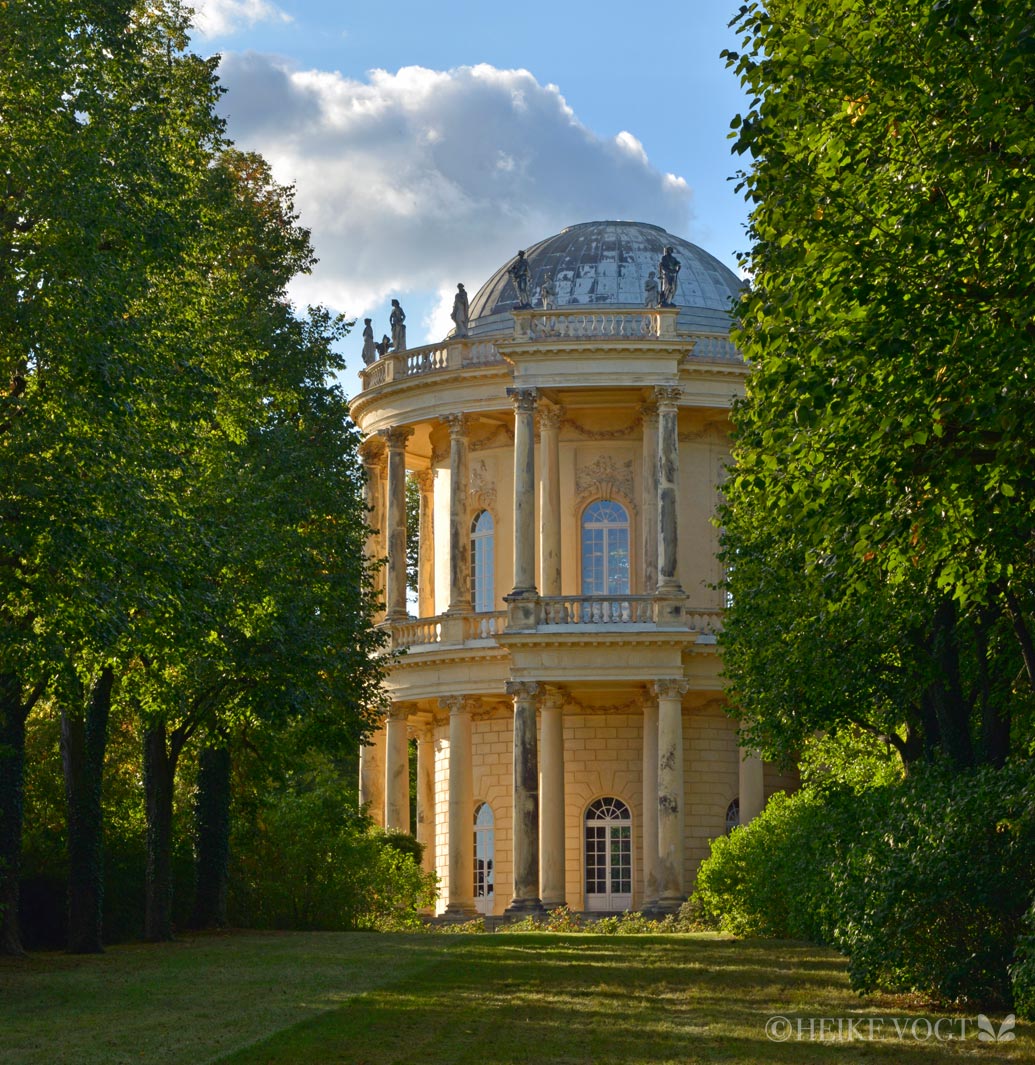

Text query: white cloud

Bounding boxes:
[192,0,291,38]
[216,57,694,336]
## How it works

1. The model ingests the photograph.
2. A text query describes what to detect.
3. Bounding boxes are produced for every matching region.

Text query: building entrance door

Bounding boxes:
[474,802,495,915]
[584,797,632,911]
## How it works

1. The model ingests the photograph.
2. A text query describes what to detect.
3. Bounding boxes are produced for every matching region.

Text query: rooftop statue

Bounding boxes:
[451,283,469,338]
[508,250,532,309]
[539,272,557,310]
[644,271,660,309]
[390,299,407,352]
[375,334,391,359]
[361,318,377,365]
[658,246,681,306]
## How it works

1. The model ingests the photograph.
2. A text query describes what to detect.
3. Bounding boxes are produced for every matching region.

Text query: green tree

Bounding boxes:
[1,0,215,953]
[720,0,1035,767]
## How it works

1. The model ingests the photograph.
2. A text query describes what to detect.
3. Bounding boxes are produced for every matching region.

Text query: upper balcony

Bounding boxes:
[384,597,722,653]
[357,308,743,396]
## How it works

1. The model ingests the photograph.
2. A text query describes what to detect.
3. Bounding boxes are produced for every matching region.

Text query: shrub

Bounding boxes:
[693,785,858,941]
[832,761,1035,1006]
[229,764,437,931]
[1011,901,1035,1020]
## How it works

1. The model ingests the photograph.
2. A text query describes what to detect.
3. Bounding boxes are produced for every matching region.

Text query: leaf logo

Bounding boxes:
[976,1014,1016,1043]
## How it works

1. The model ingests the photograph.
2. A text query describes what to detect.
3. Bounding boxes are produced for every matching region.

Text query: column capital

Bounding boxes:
[444,412,469,439]
[653,385,683,412]
[505,680,540,700]
[537,401,564,432]
[507,386,538,414]
[380,425,414,451]
[359,436,386,466]
[640,398,659,426]
[439,694,476,715]
[387,705,409,722]
[541,685,566,712]
[413,467,435,493]
[652,678,690,700]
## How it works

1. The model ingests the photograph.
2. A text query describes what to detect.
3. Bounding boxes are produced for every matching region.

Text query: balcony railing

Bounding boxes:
[386,603,722,651]
[514,308,671,341]
[359,338,504,391]
[358,311,743,392]
[537,595,655,625]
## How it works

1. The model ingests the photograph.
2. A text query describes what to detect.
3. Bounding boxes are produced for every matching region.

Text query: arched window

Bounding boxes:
[473,801,495,914]
[725,798,740,835]
[584,797,632,911]
[580,500,630,595]
[470,510,495,612]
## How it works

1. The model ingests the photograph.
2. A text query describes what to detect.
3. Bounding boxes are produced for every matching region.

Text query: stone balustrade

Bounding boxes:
[391,617,442,648]
[537,595,655,625]
[514,308,668,341]
[359,338,506,391]
[387,604,722,649]
[464,611,507,640]
[684,608,723,634]
[358,320,742,393]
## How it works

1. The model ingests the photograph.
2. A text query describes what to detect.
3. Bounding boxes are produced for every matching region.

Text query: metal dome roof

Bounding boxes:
[464,220,744,337]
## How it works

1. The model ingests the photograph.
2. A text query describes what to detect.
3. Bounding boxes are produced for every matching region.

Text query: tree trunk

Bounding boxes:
[61,667,114,954]
[926,600,973,769]
[190,743,231,930]
[143,722,185,941]
[0,672,29,956]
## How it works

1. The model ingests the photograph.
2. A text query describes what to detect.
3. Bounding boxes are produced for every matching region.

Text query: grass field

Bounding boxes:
[1,931,1028,1064]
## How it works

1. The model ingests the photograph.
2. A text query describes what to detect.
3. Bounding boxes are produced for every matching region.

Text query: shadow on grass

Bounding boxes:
[215,935,1024,1065]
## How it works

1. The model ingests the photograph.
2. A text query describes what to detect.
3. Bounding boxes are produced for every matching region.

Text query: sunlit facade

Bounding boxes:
[353,222,796,915]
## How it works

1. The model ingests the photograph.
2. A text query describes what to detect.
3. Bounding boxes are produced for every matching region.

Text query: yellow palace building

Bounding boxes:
[352,221,794,917]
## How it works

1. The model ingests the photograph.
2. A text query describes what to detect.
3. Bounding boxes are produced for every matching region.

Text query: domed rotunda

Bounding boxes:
[352,220,793,918]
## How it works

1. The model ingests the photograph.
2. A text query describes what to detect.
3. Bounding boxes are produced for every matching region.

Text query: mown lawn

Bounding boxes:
[0,931,1027,1064]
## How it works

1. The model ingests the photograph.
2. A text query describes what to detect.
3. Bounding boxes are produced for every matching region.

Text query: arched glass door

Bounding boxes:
[473,801,495,914]
[580,500,630,595]
[471,510,495,613]
[584,797,632,911]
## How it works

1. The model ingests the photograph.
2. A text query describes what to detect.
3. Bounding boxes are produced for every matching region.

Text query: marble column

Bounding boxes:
[506,680,543,913]
[641,401,659,594]
[384,708,410,832]
[539,403,562,597]
[358,724,387,828]
[443,696,475,916]
[653,678,689,910]
[361,446,386,622]
[381,426,413,621]
[445,415,472,614]
[539,687,566,908]
[655,386,684,595]
[641,696,659,908]
[415,468,436,618]
[416,729,435,874]
[508,388,538,597]
[739,749,765,825]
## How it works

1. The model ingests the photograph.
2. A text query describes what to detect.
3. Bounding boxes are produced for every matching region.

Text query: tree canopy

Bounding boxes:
[719,0,1035,767]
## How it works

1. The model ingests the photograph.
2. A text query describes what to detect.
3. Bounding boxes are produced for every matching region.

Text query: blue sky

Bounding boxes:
[190,1,751,386]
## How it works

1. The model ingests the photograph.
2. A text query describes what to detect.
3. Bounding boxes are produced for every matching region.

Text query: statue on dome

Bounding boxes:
[658,246,681,306]
[375,334,391,359]
[508,250,532,308]
[451,283,469,337]
[644,271,660,308]
[361,318,377,365]
[390,299,407,351]
[539,272,557,310]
